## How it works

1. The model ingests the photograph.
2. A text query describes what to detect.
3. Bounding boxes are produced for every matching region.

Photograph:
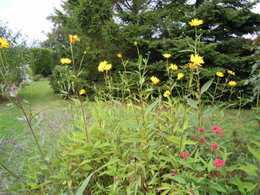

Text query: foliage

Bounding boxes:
[1,5,260,194]
[43,0,259,106]
[244,35,260,106]
[0,21,29,101]
[29,48,56,77]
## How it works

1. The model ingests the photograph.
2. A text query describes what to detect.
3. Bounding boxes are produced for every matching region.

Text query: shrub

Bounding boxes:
[29,48,56,77]
[49,66,95,99]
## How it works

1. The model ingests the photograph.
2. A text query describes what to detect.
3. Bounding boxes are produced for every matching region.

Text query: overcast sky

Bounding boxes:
[0,0,62,44]
[0,0,259,44]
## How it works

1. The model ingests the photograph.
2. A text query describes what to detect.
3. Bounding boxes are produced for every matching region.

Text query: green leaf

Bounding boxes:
[172,176,186,184]
[210,184,226,193]
[247,145,260,159]
[183,140,197,145]
[167,136,181,144]
[145,98,160,116]
[231,179,257,193]
[238,165,257,176]
[251,140,260,147]
[186,98,198,109]
[76,172,95,195]
[81,164,93,171]
[201,79,213,94]
[68,149,91,157]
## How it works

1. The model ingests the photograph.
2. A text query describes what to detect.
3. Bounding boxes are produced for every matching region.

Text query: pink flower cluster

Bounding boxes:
[211,126,223,135]
[213,159,226,168]
[211,143,219,149]
[171,172,177,176]
[198,137,206,143]
[181,152,189,159]
[198,128,204,133]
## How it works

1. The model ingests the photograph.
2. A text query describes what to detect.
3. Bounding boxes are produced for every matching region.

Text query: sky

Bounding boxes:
[0,0,62,44]
[0,0,259,45]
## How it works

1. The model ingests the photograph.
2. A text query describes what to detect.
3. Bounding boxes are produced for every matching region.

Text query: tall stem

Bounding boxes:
[70,44,75,75]
[213,77,219,103]
[0,162,20,179]
[15,98,45,158]
[196,68,202,126]
[79,99,89,142]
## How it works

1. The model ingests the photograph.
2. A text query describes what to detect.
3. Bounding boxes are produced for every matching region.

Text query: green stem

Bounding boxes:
[79,98,89,142]
[0,162,20,179]
[213,77,219,103]
[70,43,75,75]
[15,98,45,158]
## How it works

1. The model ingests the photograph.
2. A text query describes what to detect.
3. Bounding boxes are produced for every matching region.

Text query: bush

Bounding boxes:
[49,66,95,99]
[29,48,56,77]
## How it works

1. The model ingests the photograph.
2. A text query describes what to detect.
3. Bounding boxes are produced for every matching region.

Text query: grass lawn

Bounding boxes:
[0,79,67,139]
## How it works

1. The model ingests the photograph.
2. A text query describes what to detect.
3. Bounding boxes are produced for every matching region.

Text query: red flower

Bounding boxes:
[211,143,219,149]
[198,137,206,143]
[198,128,204,133]
[181,151,189,159]
[171,172,177,176]
[190,136,196,140]
[213,159,226,168]
[211,126,223,135]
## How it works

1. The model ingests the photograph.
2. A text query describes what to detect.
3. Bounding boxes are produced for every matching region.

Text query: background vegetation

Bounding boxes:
[42,0,260,106]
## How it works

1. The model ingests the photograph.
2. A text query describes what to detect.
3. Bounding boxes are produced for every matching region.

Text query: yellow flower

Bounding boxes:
[69,35,80,44]
[79,89,86,95]
[228,81,237,86]
[188,63,197,69]
[190,54,204,66]
[227,70,235,76]
[98,61,106,72]
[177,73,184,80]
[98,61,112,72]
[189,18,203,26]
[216,72,224,77]
[60,58,72,64]
[134,41,138,46]
[150,76,160,84]
[170,64,178,70]
[0,38,9,48]
[84,51,87,54]
[104,63,112,71]
[163,53,172,59]
[127,102,132,107]
[117,53,122,58]
[163,90,171,97]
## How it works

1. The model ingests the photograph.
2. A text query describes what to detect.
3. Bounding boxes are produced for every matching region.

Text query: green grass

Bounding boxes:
[0,79,67,138]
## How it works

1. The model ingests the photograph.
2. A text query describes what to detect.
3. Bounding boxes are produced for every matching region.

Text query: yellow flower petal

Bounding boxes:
[69,35,80,44]
[190,54,204,66]
[189,18,203,26]
[60,58,72,64]
[163,53,172,59]
[228,81,237,86]
[170,64,178,70]
[150,76,160,84]
[227,70,235,75]
[0,38,9,48]
[163,90,171,97]
[177,73,184,80]
[216,72,224,77]
[79,89,86,95]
